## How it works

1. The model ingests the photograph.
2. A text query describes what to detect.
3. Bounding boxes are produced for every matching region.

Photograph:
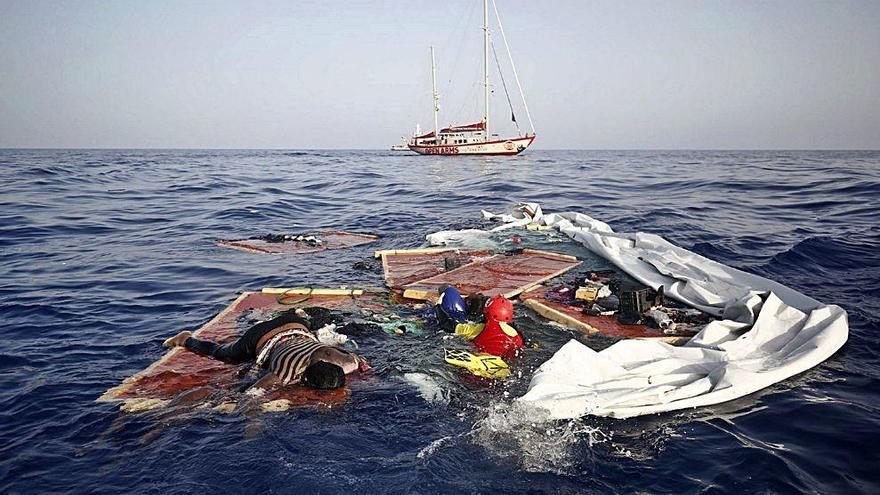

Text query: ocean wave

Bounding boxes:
[0,149,877,493]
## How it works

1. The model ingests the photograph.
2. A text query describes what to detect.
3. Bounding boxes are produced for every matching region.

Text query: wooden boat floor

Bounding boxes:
[99,290,385,412]
[400,249,581,300]
[379,248,495,289]
[216,231,379,255]
[520,285,698,343]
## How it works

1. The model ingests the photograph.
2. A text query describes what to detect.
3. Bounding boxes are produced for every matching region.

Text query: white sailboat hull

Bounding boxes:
[409,135,535,156]
[402,1,536,156]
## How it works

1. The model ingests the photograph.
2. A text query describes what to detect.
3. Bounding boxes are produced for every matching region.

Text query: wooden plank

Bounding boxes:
[522,298,598,334]
[373,247,457,259]
[381,252,393,286]
[261,287,364,296]
[401,288,438,301]
[520,248,579,262]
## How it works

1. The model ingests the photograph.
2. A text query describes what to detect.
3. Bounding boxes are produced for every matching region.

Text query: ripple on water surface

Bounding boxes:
[0,149,878,494]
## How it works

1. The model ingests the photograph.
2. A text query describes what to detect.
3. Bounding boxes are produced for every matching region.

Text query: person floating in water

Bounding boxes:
[434,287,525,358]
[163,309,366,392]
[433,286,471,332]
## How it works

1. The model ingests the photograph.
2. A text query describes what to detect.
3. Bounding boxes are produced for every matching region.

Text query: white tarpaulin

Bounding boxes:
[427,203,849,419]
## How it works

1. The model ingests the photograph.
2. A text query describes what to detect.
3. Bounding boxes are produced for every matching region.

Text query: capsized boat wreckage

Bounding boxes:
[427,203,849,419]
[374,247,694,343]
[405,0,536,156]
[105,203,846,420]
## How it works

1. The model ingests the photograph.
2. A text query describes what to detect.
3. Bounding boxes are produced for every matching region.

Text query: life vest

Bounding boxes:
[455,320,523,357]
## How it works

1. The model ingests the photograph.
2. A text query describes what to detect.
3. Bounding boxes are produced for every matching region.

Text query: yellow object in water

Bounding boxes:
[454,322,520,340]
[575,286,599,302]
[444,349,510,380]
[453,323,484,340]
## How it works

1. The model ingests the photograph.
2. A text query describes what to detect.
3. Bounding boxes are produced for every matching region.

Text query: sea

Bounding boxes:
[1,149,878,494]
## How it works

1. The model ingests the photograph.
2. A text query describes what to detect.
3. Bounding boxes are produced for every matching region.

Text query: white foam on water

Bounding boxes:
[416,435,456,460]
[469,401,611,475]
[403,372,449,406]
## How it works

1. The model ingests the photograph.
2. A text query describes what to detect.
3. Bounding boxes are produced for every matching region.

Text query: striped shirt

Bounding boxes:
[266,334,329,384]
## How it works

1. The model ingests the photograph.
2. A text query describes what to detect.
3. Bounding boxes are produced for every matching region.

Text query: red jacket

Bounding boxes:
[456,320,524,357]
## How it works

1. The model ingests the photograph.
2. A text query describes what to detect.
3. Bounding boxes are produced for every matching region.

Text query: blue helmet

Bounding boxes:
[436,286,467,323]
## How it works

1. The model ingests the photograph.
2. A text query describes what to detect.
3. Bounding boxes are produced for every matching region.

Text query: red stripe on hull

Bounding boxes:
[408,135,535,156]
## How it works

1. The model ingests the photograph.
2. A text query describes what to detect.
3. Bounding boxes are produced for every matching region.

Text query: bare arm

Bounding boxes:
[248,371,281,391]
[311,347,361,374]
[234,371,281,415]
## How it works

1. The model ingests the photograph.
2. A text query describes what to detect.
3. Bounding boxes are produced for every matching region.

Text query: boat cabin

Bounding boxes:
[412,122,489,146]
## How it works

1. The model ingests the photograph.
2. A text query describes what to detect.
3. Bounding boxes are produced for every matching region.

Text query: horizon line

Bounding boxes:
[2,147,879,152]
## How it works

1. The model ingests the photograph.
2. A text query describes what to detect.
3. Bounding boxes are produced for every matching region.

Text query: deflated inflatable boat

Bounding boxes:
[428,203,848,419]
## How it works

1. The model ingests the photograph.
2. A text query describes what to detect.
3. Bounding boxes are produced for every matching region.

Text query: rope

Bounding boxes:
[491,0,536,134]
[276,287,314,306]
[491,38,520,134]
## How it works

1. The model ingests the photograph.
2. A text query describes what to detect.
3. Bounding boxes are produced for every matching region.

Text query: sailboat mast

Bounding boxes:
[483,0,489,142]
[430,46,440,143]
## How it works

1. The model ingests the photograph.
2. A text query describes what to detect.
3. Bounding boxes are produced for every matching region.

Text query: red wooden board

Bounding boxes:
[216,231,379,255]
[401,249,581,300]
[99,291,385,411]
[520,285,698,341]
[380,249,494,289]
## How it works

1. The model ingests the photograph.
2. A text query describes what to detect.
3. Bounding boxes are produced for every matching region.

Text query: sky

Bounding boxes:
[1,0,878,149]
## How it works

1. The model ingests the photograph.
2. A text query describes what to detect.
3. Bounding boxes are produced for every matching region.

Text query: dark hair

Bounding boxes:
[302,361,345,389]
[302,306,341,331]
[260,310,309,331]
[465,293,489,320]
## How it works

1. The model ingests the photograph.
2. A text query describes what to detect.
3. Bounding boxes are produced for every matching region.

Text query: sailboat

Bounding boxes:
[407,0,535,156]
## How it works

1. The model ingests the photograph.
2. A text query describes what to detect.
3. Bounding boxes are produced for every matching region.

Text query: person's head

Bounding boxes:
[464,293,489,320]
[484,294,514,324]
[302,361,346,389]
[436,286,467,323]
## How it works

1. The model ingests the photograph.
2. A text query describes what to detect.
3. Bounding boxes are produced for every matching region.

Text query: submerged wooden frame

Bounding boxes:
[520,285,696,344]
[216,231,379,255]
[375,247,498,290]
[98,288,385,413]
[398,248,581,301]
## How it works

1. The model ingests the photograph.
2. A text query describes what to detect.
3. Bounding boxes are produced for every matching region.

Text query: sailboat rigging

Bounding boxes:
[406,0,535,156]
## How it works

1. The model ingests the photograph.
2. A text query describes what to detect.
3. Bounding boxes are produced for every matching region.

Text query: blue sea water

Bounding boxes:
[1,149,878,494]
